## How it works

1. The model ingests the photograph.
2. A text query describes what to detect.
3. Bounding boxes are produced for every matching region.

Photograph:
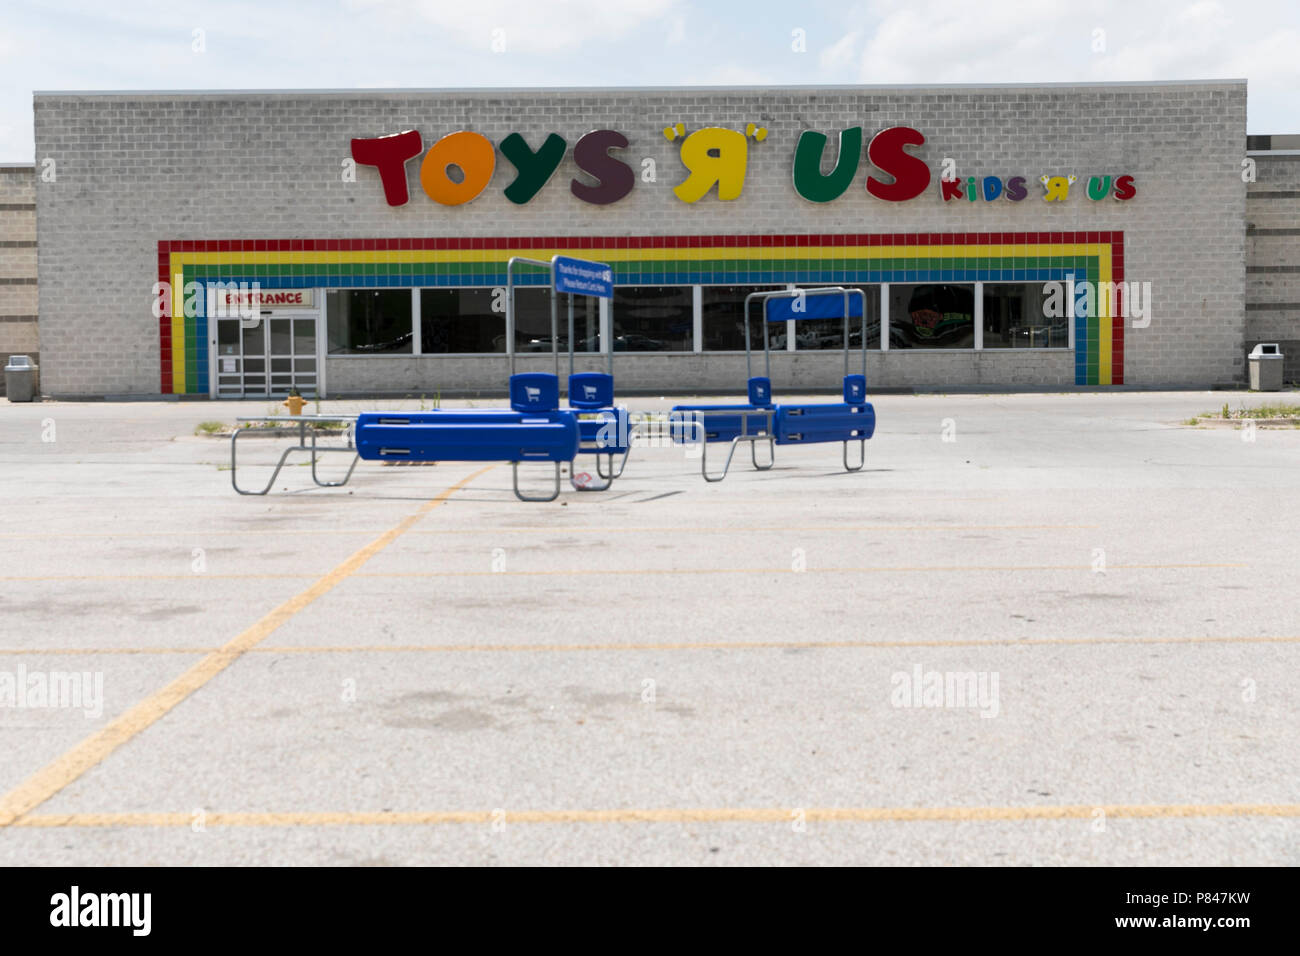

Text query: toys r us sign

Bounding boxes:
[349,125,1134,208]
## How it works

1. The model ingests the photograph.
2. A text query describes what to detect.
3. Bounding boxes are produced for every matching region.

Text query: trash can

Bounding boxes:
[3,355,39,402]
[1247,343,1283,392]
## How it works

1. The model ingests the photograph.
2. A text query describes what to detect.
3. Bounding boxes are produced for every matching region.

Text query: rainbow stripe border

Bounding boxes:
[158,231,1124,393]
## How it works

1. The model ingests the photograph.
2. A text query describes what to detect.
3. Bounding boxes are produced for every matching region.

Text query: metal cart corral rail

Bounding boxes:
[230,415,360,495]
[621,411,735,482]
[668,286,875,482]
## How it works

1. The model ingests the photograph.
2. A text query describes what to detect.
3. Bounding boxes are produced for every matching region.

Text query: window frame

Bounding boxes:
[321,281,1077,358]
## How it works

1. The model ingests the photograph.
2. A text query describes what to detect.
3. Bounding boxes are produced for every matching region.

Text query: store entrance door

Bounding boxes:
[211,295,324,398]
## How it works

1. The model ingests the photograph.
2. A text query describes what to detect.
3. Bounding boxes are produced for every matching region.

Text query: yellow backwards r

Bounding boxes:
[672,127,750,203]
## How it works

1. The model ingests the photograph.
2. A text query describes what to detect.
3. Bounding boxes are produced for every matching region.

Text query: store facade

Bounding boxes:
[32,80,1248,398]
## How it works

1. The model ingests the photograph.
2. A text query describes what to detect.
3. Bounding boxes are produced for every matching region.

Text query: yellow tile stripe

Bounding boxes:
[171,271,185,394]
[169,243,1108,268]
[0,465,496,828]
[166,239,1111,393]
[1097,251,1112,384]
[14,803,1300,828]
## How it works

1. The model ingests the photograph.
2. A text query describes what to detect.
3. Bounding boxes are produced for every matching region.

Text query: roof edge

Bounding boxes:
[33,79,1250,98]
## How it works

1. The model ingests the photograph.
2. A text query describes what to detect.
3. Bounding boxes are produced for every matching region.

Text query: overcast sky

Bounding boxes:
[1,0,1296,160]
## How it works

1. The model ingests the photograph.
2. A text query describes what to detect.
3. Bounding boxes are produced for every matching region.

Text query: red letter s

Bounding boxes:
[866,126,929,202]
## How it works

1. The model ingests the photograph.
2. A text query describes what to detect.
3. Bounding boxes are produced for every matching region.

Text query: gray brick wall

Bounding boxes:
[33,81,1247,396]
[1245,151,1300,383]
[327,350,1077,395]
[0,164,39,395]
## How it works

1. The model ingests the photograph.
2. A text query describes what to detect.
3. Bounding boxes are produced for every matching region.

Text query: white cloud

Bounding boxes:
[819,29,862,74]
[0,0,1295,159]
[681,63,775,87]
[666,14,687,46]
[848,0,1079,84]
[356,0,684,55]
[829,0,1297,91]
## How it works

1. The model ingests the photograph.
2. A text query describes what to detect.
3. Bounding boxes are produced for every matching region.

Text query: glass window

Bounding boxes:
[701,285,785,352]
[508,287,561,354]
[611,285,693,351]
[889,283,974,349]
[269,319,292,355]
[420,288,501,354]
[217,319,239,355]
[293,319,315,354]
[418,288,598,355]
[791,286,882,351]
[241,322,264,356]
[560,293,600,353]
[982,283,1069,349]
[326,290,413,355]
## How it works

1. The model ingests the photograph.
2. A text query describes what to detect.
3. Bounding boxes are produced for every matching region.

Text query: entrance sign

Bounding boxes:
[214,288,314,310]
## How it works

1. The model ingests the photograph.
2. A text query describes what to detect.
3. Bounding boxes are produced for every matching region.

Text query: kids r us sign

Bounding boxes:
[349,124,1135,208]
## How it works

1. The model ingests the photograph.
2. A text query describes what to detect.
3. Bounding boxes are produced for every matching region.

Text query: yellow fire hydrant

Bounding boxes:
[283,389,309,416]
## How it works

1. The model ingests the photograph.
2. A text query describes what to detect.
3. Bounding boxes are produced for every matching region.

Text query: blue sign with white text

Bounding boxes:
[552,256,614,299]
[765,290,865,323]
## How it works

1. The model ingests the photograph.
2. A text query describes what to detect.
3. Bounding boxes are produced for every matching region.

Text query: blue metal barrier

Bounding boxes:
[353,374,581,502]
[567,372,632,491]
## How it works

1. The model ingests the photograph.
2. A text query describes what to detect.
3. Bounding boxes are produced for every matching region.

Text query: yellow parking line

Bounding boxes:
[351,561,1242,574]
[254,634,1300,652]
[0,574,322,581]
[0,563,1247,582]
[0,523,1097,539]
[13,803,1300,828]
[2,635,1297,656]
[0,530,386,539]
[0,465,496,829]
[404,524,1102,535]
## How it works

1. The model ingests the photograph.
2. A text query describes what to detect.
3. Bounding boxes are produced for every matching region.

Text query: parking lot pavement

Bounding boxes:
[0,391,1297,864]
